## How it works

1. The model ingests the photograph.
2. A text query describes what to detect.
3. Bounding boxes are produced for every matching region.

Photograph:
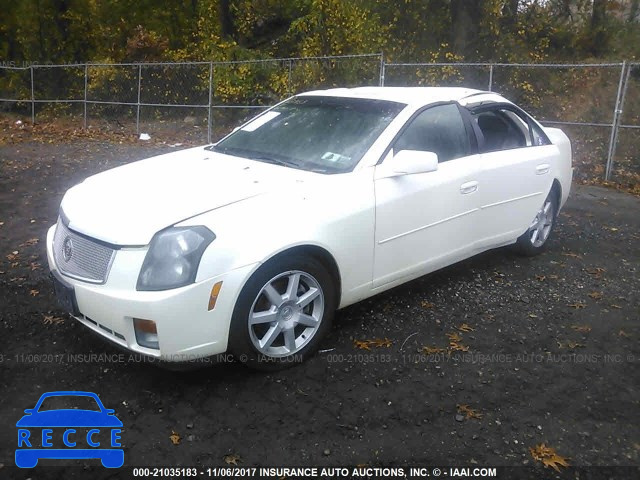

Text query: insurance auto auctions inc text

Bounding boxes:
[199,466,498,478]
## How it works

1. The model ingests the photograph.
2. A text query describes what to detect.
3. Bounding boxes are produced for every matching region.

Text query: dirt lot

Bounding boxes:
[0,133,638,479]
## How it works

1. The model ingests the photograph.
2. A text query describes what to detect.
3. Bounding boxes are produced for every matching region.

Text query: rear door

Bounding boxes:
[467,104,559,249]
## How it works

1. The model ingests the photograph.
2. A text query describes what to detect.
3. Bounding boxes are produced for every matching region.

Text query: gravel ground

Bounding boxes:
[0,137,638,479]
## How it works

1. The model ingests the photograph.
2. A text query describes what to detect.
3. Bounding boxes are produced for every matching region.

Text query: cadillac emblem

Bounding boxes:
[62,236,73,262]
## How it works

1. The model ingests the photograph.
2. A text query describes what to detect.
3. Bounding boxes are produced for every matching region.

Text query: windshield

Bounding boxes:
[210,95,405,173]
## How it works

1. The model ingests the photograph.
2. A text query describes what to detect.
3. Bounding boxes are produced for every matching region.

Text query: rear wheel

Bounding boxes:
[229,255,336,370]
[514,191,558,256]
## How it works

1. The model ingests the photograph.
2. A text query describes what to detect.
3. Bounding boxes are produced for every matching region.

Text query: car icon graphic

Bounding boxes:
[16,391,123,468]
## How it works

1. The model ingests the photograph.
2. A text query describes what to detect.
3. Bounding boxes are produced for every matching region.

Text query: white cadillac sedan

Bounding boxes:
[46,87,572,369]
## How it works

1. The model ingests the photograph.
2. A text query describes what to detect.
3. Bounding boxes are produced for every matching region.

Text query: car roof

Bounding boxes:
[299,86,506,107]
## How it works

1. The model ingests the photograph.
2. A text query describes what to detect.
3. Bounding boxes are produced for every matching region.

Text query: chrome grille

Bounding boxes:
[53,218,115,284]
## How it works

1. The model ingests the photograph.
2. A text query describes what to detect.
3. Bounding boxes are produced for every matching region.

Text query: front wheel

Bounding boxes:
[514,192,558,256]
[228,255,336,370]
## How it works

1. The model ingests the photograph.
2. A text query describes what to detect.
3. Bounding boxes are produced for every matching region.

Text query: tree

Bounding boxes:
[591,0,610,54]
[450,0,483,59]
[219,0,235,38]
[501,0,520,31]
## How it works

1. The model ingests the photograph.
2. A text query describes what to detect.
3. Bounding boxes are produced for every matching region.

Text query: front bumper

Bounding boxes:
[46,225,256,361]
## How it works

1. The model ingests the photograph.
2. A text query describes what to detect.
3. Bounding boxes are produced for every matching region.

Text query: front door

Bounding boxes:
[373,103,481,288]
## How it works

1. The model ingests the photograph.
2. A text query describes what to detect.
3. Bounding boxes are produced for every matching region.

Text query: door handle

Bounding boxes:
[536,164,550,175]
[460,181,478,194]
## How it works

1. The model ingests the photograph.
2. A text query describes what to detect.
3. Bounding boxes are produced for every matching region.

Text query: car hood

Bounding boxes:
[60,147,319,245]
[16,410,123,427]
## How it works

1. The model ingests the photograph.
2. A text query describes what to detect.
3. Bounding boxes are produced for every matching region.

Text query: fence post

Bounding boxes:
[605,62,631,181]
[207,61,213,144]
[379,53,385,87]
[605,61,627,181]
[136,64,142,135]
[83,64,88,129]
[488,64,494,91]
[30,65,35,124]
[287,59,293,96]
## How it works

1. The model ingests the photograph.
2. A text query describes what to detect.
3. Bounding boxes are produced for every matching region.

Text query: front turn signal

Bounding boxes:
[208,281,223,311]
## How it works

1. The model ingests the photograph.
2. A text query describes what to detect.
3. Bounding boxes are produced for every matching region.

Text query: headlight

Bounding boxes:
[136,226,215,291]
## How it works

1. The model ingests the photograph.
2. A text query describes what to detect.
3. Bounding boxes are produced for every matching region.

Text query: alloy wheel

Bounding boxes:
[528,199,554,247]
[248,270,325,357]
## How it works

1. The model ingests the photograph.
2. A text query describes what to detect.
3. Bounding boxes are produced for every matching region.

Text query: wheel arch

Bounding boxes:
[257,244,342,305]
[551,178,562,215]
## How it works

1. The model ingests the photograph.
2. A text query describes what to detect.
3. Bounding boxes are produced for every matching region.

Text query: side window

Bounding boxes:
[473,110,527,153]
[393,104,469,162]
[531,122,551,146]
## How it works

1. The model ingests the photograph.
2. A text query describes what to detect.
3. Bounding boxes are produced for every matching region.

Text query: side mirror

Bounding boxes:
[105,409,115,415]
[392,150,438,175]
[24,409,34,415]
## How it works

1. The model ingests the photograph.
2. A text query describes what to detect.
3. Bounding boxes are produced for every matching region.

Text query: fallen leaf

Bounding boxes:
[6,253,18,261]
[585,267,605,277]
[448,341,469,352]
[421,300,435,309]
[353,340,371,350]
[529,313,538,318]
[456,323,474,332]
[169,430,181,445]
[29,289,39,297]
[566,341,585,349]
[355,338,392,350]
[571,325,591,333]
[619,330,631,338]
[542,454,571,472]
[20,238,39,247]
[422,346,447,355]
[535,275,546,281]
[568,303,587,309]
[446,332,462,342]
[605,226,619,232]
[30,262,41,271]
[223,454,241,465]
[588,291,603,300]
[610,304,622,309]
[561,252,581,258]
[530,444,570,472]
[457,404,483,419]
[43,315,64,325]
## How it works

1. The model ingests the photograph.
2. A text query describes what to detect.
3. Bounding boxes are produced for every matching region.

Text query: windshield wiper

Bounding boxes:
[210,145,301,169]
[247,154,301,169]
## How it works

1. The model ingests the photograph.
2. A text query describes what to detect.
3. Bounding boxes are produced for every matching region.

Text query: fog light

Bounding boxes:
[208,281,223,311]
[133,318,159,349]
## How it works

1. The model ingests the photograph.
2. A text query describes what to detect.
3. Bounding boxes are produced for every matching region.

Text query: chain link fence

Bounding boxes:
[384,61,636,184]
[0,54,383,145]
[1,55,638,185]
[614,62,640,186]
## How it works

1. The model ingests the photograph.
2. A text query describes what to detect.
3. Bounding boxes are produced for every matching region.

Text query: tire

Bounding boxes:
[514,191,558,256]
[228,254,336,371]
